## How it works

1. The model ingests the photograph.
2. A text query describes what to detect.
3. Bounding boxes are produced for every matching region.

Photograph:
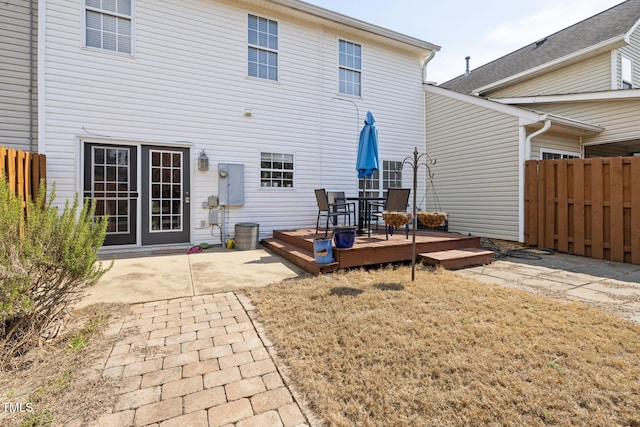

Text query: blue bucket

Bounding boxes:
[313,238,333,264]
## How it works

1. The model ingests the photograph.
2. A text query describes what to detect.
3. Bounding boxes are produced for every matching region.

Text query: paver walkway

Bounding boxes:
[94,292,310,427]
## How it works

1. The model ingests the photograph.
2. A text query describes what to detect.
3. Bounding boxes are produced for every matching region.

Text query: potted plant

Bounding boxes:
[333,225,357,248]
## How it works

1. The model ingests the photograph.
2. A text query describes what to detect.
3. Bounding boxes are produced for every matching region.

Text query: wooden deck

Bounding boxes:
[261,228,486,275]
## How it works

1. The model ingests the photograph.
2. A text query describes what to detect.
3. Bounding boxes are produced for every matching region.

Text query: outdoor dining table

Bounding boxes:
[345,196,385,235]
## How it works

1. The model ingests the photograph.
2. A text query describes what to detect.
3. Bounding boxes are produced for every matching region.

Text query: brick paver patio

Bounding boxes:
[96,292,309,427]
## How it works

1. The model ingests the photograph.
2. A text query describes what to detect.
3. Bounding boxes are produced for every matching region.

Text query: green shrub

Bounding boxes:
[0,176,111,365]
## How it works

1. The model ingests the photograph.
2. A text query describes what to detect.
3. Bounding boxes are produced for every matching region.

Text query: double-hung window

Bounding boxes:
[248,15,278,81]
[339,40,361,96]
[383,161,403,190]
[85,0,132,54]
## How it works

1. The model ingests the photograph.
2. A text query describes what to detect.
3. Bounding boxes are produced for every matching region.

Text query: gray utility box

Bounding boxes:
[218,163,244,206]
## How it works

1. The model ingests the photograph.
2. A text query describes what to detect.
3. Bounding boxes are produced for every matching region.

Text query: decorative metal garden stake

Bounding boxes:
[400,146,436,281]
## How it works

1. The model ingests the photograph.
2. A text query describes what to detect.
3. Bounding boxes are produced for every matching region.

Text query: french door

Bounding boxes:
[141,146,190,245]
[84,143,138,245]
[84,143,190,246]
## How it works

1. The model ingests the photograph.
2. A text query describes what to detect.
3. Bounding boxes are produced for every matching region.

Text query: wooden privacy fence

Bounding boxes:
[525,157,640,265]
[0,145,46,215]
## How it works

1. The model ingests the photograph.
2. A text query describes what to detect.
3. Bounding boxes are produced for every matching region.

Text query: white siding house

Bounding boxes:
[38,0,439,250]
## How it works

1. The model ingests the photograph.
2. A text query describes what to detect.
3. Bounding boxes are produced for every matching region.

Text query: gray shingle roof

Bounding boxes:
[439,0,640,94]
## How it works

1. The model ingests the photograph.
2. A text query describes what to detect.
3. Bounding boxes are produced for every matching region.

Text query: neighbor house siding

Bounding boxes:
[618,25,640,88]
[522,99,640,149]
[529,131,582,160]
[425,91,521,241]
[488,53,612,98]
[1,0,37,152]
[42,0,429,243]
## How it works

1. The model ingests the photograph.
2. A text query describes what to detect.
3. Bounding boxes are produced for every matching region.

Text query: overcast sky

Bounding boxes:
[304,0,625,84]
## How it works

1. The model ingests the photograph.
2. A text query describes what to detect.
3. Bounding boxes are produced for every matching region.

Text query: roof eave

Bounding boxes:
[258,0,441,52]
[471,35,627,96]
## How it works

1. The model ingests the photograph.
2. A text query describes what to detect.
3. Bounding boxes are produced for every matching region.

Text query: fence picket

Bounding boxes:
[1,145,46,217]
[525,157,640,265]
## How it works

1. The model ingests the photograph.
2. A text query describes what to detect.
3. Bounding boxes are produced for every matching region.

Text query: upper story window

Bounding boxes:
[339,40,361,96]
[622,56,633,89]
[248,14,278,81]
[85,0,132,54]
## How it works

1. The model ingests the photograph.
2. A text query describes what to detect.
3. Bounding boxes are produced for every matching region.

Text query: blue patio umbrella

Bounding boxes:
[355,111,379,232]
[356,111,379,178]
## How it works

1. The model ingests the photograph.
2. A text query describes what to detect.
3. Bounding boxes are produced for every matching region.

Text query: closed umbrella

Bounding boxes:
[356,111,379,178]
[355,111,379,232]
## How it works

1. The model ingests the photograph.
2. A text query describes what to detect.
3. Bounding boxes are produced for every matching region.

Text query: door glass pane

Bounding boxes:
[149,149,183,232]
[92,146,130,235]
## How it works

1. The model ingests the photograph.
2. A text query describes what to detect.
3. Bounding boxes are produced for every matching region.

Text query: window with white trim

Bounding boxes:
[85,0,132,54]
[260,152,293,188]
[248,14,278,81]
[622,56,633,89]
[383,160,403,189]
[339,40,361,96]
[541,149,579,160]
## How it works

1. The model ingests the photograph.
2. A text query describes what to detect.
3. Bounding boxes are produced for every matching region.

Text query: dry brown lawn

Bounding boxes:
[244,266,640,426]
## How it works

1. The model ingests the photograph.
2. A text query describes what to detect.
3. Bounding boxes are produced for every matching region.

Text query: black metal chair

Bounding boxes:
[327,191,356,226]
[367,188,411,238]
[315,189,354,236]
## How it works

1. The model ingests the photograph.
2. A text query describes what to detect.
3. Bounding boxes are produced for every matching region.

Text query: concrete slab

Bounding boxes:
[566,287,625,304]
[584,281,640,297]
[190,249,303,294]
[77,246,305,307]
[78,253,194,307]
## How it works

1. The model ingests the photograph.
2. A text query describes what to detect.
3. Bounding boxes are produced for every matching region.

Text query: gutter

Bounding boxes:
[29,0,35,152]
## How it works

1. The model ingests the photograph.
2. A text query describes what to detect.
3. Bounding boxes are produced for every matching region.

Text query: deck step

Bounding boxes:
[418,247,494,270]
[262,238,339,275]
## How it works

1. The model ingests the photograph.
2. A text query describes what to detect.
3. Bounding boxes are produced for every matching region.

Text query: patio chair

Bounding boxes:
[327,191,356,226]
[314,189,354,236]
[367,188,411,239]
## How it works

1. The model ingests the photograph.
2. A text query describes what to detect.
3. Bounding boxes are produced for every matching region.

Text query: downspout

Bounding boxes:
[422,50,436,83]
[29,0,35,152]
[519,118,551,242]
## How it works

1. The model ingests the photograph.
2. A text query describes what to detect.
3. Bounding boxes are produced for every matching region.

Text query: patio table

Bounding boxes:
[345,196,385,235]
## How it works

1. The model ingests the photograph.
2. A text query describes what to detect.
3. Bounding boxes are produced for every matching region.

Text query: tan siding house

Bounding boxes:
[428,0,640,242]
[1,0,37,152]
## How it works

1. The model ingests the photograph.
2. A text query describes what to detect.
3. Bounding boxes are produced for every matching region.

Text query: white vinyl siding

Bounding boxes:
[425,91,521,241]
[41,0,431,243]
[1,0,37,151]
[488,53,612,97]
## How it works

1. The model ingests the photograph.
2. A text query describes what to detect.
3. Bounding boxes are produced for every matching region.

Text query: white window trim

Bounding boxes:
[259,152,295,189]
[246,14,279,82]
[540,148,580,159]
[338,38,362,97]
[82,0,135,56]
